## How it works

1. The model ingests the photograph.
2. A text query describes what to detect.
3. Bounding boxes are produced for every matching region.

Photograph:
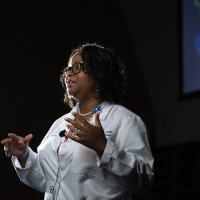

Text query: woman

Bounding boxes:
[1,43,154,200]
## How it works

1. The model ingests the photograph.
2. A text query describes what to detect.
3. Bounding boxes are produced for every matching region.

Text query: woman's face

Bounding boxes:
[65,52,96,102]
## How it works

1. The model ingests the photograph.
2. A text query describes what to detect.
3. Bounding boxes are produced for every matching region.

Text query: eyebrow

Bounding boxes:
[67,61,82,67]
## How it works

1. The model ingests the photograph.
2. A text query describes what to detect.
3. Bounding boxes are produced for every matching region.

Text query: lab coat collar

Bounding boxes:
[98,101,114,121]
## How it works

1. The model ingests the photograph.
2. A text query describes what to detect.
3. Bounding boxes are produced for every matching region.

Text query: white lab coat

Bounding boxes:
[12,102,154,200]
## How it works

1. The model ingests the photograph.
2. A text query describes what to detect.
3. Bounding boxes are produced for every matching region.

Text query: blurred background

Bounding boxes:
[1,0,200,199]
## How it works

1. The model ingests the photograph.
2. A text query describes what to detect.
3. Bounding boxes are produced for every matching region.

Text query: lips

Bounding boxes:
[66,80,76,88]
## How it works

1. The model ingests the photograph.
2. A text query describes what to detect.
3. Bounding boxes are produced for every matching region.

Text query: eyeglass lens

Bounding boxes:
[66,63,82,74]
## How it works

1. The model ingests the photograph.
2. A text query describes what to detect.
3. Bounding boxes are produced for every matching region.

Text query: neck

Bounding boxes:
[79,97,103,115]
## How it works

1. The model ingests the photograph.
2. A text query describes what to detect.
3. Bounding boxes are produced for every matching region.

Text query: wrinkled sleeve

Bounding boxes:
[12,147,46,193]
[97,115,154,194]
[10,112,74,193]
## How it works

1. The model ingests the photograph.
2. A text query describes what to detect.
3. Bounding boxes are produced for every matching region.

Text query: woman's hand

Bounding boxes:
[1,133,33,157]
[66,113,107,156]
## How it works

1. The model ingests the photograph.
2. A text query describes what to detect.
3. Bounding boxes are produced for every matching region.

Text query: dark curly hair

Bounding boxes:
[60,43,127,107]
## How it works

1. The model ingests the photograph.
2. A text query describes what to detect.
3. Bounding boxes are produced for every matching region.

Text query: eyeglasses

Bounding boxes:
[65,62,85,75]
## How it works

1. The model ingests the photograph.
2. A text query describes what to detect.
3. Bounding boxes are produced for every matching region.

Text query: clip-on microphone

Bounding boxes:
[59,130,66,137]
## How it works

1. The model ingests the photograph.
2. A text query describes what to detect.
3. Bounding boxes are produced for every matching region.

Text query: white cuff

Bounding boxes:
[17,147,29,161]
[12,147,35,170]
[97,139,115,167]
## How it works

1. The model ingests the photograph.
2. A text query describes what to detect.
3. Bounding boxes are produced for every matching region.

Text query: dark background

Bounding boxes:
[1,1,200,199]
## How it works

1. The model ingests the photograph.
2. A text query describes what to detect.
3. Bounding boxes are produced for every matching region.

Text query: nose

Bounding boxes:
[66,71,73,77]
[66,67,75,77]
[65,69,76,82]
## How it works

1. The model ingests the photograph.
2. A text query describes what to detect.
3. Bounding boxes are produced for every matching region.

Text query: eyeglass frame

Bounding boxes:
[64,62,86,75]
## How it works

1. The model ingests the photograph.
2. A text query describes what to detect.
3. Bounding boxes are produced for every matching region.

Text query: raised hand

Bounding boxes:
[65,113,107,156]
[1,133,33,157]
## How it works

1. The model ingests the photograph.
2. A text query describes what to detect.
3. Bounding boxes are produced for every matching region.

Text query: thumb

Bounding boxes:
[24,134,34,144]
[95,113,101,127]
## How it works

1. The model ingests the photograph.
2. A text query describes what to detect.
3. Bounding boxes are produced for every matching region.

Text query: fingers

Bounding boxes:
[68,124,82,137]
[67,125,80,140]
[1,138,12,145]
[2,142,12,157]
[7,133,19,141]
[65,112,103,149]
[1,133,17,157]
[1,133,19,147]
[4,146,12,157]
[66,118,84,131]
[1,133,33,158]
[65,113,88,131]
[24,134,34,144]
[68,133,81,143]
[65,113,90,141]
[72,113,88,126]
[94,113,101,127]
[5,133,33,144]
